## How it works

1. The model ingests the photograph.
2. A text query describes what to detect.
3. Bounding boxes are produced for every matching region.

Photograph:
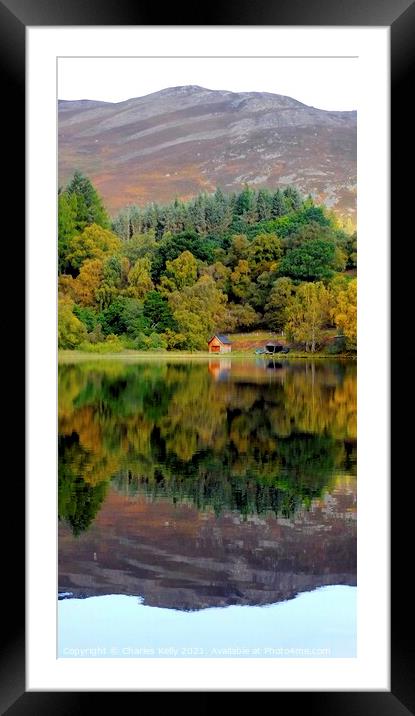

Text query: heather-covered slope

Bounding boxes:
[58,85,356,221]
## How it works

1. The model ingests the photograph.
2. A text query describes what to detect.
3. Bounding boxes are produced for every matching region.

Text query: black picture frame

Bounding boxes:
[5,0,408,710]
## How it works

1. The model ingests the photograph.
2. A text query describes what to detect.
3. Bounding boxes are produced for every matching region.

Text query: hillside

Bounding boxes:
[58,85,356,221]
[59,479,356,610]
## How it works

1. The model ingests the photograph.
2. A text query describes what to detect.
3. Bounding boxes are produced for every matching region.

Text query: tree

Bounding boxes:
[121,298,150,338]
[235,184,257,223]
[256,189,272,221]
[120,231,157,266]
[283,186,302,211]
[58,192,78,273]
[329,277,357,350]
[127,257,154,298]
[143,291,176,333]
[229,260,252,301]
[247,233,282,277]
[167,276,227,350]
[98,298,129,335]
[58,297,87,348]
[66,224,122,274]
[151,231,215,280]
[71,258,104,307]
[271,189,286,218]
[205,187,232,234]
[336,230,357,270]
[198,261,231,293]
[103,255,130,291]
[223,303,260,331]
[188,194,207,234]
[285,282,330,352]
[72,305,99,333]
[160,250,198,293]
[226,234,250,268]
[278,238,337,281]
[284,221,332,249]
[264,277,295,332]
[66,170,110,229]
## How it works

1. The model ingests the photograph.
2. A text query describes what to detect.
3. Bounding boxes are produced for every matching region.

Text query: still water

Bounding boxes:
[58,358,357,658]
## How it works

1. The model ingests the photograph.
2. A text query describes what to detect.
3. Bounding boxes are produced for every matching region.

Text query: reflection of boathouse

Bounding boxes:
[207,334,232,353]
[208,359,232,381]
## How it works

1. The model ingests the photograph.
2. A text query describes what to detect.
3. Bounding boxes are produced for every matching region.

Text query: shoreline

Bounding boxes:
[58,350,356,363]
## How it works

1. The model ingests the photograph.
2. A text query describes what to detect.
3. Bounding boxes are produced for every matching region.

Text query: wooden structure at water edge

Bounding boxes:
[207,335,232,353]
[256,342,290,355]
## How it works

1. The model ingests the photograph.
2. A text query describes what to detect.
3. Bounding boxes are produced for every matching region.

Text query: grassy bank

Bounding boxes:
[59,349,355,363]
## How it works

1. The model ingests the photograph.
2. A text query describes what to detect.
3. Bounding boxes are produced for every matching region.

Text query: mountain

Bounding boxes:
[58,478,356,610]
[58,85,357,222]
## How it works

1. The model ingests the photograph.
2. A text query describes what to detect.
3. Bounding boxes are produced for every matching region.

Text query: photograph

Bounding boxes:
[57,56,357,660]
[4,6,400,705]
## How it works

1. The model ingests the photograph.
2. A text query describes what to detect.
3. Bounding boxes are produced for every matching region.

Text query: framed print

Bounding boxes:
[3,0,409,709]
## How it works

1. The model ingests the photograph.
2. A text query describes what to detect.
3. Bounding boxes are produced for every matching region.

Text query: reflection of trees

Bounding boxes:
[58,434,109,536]
[58,360,356,532]
[113,430,341,518]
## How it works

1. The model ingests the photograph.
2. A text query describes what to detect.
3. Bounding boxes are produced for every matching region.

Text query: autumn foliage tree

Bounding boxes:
[285,282,330,352]
[58,173,357,353]
[330,277,357,350]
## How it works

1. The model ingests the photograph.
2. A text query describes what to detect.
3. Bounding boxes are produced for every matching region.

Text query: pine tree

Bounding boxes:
[66,170,110,229]
[271,189,285,218]
[257,189,271,221]
[283,186,302,211]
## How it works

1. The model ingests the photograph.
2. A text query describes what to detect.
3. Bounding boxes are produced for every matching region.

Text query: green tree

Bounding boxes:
[235,184,257,223]
[224,303,260,331]
[73,305,99,333]
[127,257,154,298]
[247,233,282,277]
[122,298,150,338]
[160,250,198,293]
[226,234,250,267]
[329,277,357,350]
[121,231,157,266]
[256,189,272,221]
[151,231,216,280]
[58,192,78,273]
[143,291,176,333]
[98,298,129,336]
[279,238,337,281]
[103,255,130,291]
[199,261,231,293]
[271,189,286,218]
[264,277,295,332]
[168,276,227,350]
[229,259,252,301]
[58,298,87,348]
[285,282,330,352]
[336,230,357,270]
[283,186,302,211]
[66,170,110,229]
[59,434,109,535]
[66,224,122,274]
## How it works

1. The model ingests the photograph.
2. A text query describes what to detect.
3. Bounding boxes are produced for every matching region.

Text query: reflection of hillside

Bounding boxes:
[58,360,356,532]
[58,477,356,610]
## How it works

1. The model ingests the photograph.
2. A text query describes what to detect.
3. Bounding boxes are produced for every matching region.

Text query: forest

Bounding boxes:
[58,171,357,353]
[58,360,356,534]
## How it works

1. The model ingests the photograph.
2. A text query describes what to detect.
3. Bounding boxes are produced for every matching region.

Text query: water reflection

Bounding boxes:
[59,358,357,671]
[58,359,356,532]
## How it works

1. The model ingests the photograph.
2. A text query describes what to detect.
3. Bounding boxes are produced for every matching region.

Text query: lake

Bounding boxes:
[58,357,357,658]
